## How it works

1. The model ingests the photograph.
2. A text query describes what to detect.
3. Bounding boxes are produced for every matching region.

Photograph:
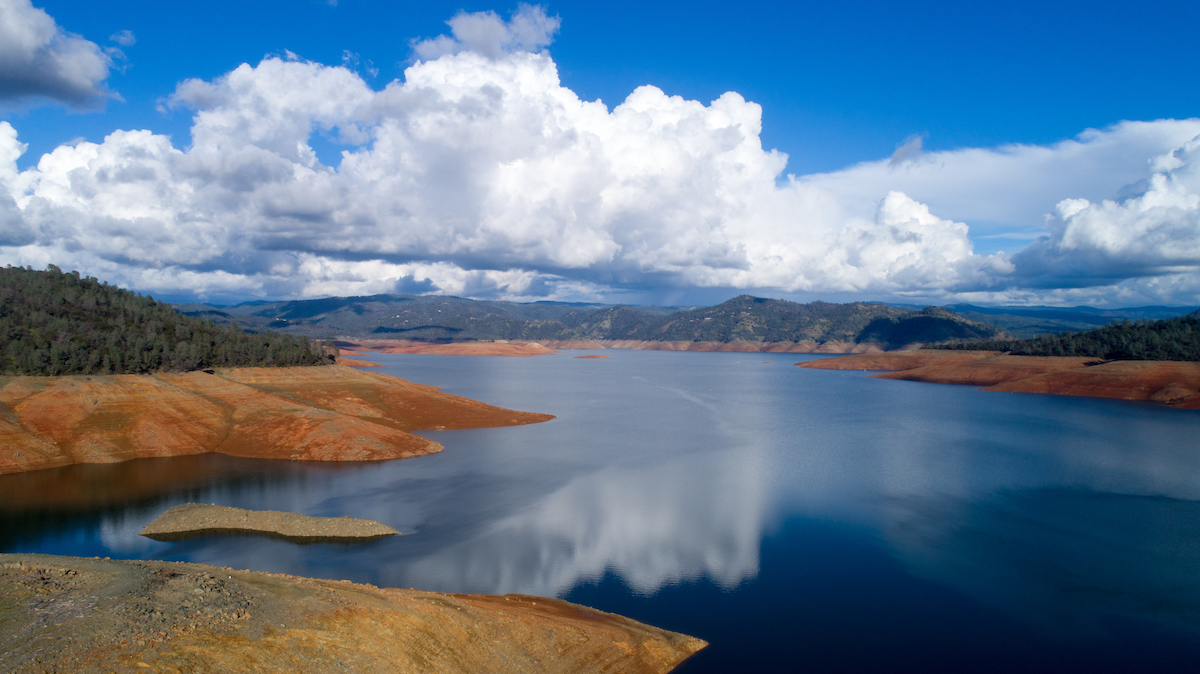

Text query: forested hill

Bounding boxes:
[179,294,1004,347]
[0,266,334,376]
[934,312,1200,361]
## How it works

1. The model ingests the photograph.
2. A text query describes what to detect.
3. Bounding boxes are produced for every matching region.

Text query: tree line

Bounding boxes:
[0,265,335,376]
[935,312,1200,361]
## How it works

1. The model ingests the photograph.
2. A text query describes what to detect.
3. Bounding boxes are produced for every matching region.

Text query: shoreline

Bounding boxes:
[338,338,887,356]
[0,553,705,673]
[798,350,1200,409]
[0,364,554,475]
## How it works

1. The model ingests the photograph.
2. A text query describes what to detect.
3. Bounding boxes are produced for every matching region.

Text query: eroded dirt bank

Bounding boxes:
[0,365,554,475]
[0,553,705,673]
[339,339,561,356]
[799,350,1200,409]
[542,339,886,353]
[341,338,886,355]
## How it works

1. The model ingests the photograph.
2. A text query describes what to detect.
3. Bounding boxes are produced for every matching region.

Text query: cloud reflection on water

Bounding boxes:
[388,449,768,596]
[9,351,1200,652]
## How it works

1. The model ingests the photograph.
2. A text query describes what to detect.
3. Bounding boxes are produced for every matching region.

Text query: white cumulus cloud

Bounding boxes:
[0,6,1198,307]
[1012,135,1200,286]
[0,0,114,108]
[803,120,1200,244]
[411,4,560,61]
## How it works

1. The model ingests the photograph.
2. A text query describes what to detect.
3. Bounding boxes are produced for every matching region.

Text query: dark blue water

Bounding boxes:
[4,350,1200,672]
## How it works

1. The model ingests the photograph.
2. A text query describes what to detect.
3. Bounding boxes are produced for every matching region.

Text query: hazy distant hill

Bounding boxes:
[178,294,1004,348]
[945,303,1200,339]
[936,311,1200,361]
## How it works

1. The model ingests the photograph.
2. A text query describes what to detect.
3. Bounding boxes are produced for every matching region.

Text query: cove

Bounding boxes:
[3,350,1200,672]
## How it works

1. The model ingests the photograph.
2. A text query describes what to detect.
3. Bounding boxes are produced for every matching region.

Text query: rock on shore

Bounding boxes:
[139,504,400,543]
[0,553,706,673]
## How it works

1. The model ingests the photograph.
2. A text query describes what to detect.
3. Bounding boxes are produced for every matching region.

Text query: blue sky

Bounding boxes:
[2,0,1199,306]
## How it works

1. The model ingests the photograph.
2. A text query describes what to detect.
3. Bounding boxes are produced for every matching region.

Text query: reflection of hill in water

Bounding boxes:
[883,488,1200,635]
[0,455,344,549]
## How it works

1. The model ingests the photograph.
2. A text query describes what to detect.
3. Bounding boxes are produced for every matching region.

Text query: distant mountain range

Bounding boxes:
[177,294,1005,348]
[944,304,1200,339]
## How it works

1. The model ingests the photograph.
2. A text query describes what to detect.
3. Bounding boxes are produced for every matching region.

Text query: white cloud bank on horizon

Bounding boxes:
[0,5,1199,306]
[0,0,117,109]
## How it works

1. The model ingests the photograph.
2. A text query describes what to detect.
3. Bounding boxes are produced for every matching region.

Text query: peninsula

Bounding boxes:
[0,364,553,475]
[799,350,1200,409]
[0,267,554,475]
[0,553,706,673]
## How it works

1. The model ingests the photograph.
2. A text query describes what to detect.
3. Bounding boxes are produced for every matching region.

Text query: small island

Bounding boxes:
[139,504,400,543]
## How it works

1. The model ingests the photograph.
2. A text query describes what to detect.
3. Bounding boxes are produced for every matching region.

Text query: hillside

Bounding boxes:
[0,553,704,673]
[934,312,1200,361]
[945,303,1200,339]
[0,266,333,375]
[180,294,1004,348]
[0,364,553,475]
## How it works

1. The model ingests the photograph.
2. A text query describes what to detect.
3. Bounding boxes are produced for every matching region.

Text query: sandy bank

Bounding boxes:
[338,339,560,357]
[799,350,1200,409]
[0,365,554,475]
[540,339,886,353]
[334,357,384,367]
[340,338,885,355]
[0,553,705,673]
[139,504,399,543]
[574,355,611,359]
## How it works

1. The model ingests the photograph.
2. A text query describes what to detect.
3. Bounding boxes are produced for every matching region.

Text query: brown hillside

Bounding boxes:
[0,553,705,673]
[799,350,1200,409]
[0,365,554,475]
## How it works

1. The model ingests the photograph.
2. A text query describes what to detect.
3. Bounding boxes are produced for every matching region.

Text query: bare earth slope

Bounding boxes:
[0,365,554,474]
[341,338,887,356]
[0,554,705,673]
[799,350,1200,409]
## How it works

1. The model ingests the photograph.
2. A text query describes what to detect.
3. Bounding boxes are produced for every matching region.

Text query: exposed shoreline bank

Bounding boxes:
[0,364,554,475]
[0,553,705,673]
[799,350,1200,409]
[338,338,887,356]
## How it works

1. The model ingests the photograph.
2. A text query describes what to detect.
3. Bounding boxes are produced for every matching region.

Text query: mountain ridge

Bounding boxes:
[178,294,1005,348]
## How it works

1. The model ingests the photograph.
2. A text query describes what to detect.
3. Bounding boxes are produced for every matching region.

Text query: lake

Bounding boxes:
[4,350,1200,672]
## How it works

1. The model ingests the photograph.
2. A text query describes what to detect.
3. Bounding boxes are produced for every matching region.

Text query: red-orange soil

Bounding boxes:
[799,350,1200,409]
[339,339,885,356]
[0,365,554,475]
[541,340,885,354]
[338,339,560,357]
[334,357,384,367]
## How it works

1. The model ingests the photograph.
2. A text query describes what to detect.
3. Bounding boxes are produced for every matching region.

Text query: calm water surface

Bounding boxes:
[4,350,1200,672]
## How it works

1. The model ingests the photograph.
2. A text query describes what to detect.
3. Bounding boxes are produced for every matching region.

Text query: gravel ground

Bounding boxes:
[0,553,705,673]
